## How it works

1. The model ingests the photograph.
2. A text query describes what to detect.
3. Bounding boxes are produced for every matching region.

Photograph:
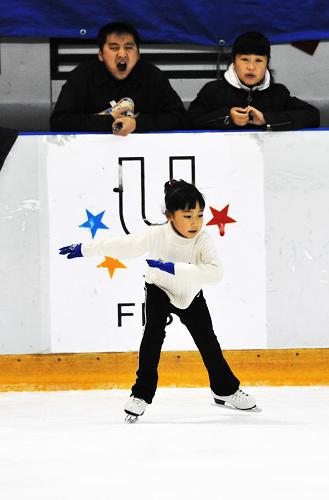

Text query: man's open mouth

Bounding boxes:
[117,62,127,72]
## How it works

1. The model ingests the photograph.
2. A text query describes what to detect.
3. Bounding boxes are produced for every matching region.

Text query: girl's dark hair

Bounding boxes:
[164,179,205,214]
[232,31,271,59]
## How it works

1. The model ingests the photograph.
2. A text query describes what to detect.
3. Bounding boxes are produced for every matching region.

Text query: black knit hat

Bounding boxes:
[232,32,271,59]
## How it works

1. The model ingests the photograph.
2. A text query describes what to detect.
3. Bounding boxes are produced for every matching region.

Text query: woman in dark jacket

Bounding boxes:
[188,32,320,131]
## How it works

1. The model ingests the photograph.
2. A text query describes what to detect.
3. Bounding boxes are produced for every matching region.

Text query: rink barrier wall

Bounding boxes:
[0,348,328,391]
[2,131,329,354]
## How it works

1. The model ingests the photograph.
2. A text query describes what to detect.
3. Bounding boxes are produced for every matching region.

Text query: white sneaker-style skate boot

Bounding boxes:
[124,396,148,423]
[212,388,256,410]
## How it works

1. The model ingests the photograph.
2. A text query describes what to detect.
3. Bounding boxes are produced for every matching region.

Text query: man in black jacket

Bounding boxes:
[188,32,320,131]
[50,22,189,135]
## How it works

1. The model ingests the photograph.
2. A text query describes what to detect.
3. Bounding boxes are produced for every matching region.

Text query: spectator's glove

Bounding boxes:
[59,244,83,259]
[146,259,175,275]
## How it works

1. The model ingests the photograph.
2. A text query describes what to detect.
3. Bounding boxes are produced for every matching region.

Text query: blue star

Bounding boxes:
[79,209,109,239]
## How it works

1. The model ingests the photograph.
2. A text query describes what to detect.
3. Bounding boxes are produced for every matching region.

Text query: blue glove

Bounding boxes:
[59,243,83,259]
[146,259,175,275]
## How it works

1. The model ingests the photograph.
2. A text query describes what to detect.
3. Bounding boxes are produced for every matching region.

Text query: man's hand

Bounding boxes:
[110,109,126,120]
[98,98,135,119]
[110,103,133,120]
[230,107,250,127]
[146,259,175,275]
[59,244,83,259]
[247,106,266,126]
[112,115,137,136]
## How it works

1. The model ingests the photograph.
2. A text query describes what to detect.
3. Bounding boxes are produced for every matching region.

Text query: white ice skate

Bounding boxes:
[212,388,256,410]
[124,396,148,423]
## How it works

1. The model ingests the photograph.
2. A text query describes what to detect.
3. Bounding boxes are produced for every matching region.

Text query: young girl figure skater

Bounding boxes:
[59,180,256,422]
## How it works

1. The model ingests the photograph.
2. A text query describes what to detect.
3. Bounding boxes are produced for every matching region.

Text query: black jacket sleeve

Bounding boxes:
[0,126,18,171]
[50,76,114,132]
[263,85,320,130]
[188,82,232,130]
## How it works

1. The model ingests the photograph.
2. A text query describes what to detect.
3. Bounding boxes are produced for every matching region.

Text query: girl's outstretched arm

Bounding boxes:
[59,230,151,260]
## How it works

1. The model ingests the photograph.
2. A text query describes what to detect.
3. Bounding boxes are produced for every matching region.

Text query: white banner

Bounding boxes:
[47,132,266,352]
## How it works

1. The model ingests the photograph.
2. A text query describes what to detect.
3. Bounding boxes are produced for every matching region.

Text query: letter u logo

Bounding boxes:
[113,156,196,234]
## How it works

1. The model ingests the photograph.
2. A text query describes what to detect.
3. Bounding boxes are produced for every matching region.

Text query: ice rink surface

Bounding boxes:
[0,386,328,500]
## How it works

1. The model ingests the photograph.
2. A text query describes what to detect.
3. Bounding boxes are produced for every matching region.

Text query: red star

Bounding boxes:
[97,256,127,278]
[206,205,236,236]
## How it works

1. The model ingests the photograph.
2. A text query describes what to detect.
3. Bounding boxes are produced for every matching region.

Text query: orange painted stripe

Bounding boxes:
[0,348,328,392]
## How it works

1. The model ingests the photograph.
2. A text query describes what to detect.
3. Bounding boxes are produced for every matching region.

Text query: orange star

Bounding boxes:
[206,205,236,236]
[97,256,127,278]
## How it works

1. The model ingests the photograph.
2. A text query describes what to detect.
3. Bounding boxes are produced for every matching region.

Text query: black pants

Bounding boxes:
[131,284,240,404]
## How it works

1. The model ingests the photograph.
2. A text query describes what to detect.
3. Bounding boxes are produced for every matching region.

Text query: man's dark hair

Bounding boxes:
[97,22,140,50]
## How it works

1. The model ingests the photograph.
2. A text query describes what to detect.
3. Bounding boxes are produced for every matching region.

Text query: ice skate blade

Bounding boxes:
[124,414,139,424]
[213,398,261,412]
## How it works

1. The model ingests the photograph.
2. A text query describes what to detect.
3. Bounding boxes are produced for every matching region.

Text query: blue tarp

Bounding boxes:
[1,0,329,46]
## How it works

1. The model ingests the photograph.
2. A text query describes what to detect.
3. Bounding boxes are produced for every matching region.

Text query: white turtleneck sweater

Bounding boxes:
[81,222,222,309]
